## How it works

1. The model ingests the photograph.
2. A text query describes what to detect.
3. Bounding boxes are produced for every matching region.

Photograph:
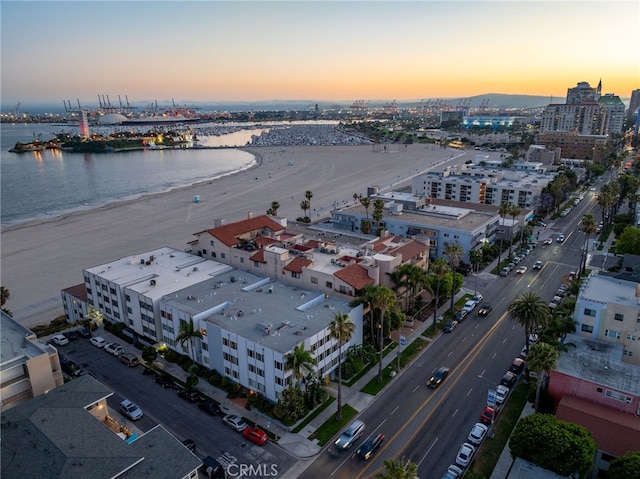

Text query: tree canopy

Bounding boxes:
[616,226,640,255]
[607,452,640,479]
[510,414,596,477]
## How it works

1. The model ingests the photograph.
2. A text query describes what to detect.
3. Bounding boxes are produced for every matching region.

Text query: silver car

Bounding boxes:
[335,419,365,450]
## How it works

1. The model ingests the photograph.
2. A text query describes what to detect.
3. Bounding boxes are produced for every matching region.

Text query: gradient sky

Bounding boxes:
[1,0,638,106]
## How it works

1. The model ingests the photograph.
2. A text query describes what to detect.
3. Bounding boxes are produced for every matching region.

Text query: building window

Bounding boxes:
[202,249,207,256]
[581,324,594,333]
[253,261,261,268]
[255,351,264,362]
[291,272,300,279]
[275,360,283,370]
[311,277,318,284]
[623,349,633,357]
[326,281,333,288]
[605,390,632,403]
[202,342,208,351]
[210,240,215,246]
[221,253,226,259]
[614,313,624,322]
[584,308,596,317]
[240,257,245,263]
[604,329,620,339]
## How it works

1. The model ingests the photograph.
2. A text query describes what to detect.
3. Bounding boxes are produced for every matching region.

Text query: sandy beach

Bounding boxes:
[1,143,467,328]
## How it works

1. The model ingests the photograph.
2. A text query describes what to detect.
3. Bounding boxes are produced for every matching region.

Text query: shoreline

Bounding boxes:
[1,144,465,329]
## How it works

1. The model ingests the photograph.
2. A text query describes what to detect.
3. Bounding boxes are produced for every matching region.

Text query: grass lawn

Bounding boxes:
[307,403,358,446]
[466,380,531,479]
[291,396,335,434]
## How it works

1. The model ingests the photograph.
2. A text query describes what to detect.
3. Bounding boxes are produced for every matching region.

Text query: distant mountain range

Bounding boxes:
[4,93,628,115]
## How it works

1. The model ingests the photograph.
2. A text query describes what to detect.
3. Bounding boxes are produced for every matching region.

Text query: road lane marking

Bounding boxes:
[417,437,439,468]
[452,408,459,418]
[391,406,399,415]
[412,385,420,393]
[467,388,473,397]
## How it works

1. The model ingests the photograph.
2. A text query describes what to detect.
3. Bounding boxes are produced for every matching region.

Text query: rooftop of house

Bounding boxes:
[162,269,356,354]
[578,273,640,307]
[0,311,58,369]
[0,374,201,479]
[554,334,640,397]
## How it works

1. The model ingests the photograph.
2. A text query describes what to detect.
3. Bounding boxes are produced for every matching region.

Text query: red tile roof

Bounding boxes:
[254,236,279,248]
[291,244,313,252]
[283,257,312,273]
[249,249,266,263]
[389,240,427,262]
[61,283,88,302]
[334,263,374,291]
[556,395,640,456]
[201,215,285,247]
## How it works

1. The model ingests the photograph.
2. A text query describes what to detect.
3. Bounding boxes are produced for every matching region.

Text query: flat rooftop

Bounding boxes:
[555,334,640,396]
[163,269,355,354]
[1,312,57,370]
[578,274,640,308]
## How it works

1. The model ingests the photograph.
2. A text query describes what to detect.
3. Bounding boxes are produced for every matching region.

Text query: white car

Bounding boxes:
[222,414,248,432]
[455,442,476,467]
[461,300,477,313]
[120,399,143,421]
[515,266,527,274]
[467,423,488,445]
[495,385,510,405]
[442,465,463,478]
[90,336,107,348]
[52,334,69,346]
[104,342,124,357]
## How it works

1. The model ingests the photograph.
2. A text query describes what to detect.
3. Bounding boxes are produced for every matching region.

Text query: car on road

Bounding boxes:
[462,299,477,313]
[536,221,547,227]
[52,334,69,346]
[90,336,107,348]
[454,310,468,322]
[355,433,385,460]
[480,406,496,425]
[223,414,248,432]
[495,385,510,405]
[455,442,476,467]
[120,399,143,421]
[335,419,365,450]
[243,426,268,445]
[118,352,140,367]
[477,303,492,317]
[441,465,463,479]
[427,367,450,388]
[152,374,174,389]
[104,342,124,357]
[515,266,527,274]
[543,238,553,245]
[500,371,517,388]
[568,271,577,280]
[510,358,525,375]
[533,261,543,269]
[556,234,565,243]
[178,388,201,403]
[198,400,221,416]
[512,255,521,265]
[559,283,569,292]
[468,423,488,445]
[60,356,85,377]
[443,321,458,333]
[555,288,566,298]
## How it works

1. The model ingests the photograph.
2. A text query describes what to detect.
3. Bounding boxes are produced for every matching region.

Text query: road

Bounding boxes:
[299,186,603,479]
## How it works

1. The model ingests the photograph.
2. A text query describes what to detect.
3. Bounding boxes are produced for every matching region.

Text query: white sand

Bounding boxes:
[1,144,466,327]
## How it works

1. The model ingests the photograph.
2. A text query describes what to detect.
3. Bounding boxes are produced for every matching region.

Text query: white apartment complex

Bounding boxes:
[598,93,626,134]
[540,102,610,135]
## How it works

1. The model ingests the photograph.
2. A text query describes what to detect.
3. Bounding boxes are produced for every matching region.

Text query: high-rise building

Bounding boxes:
[598,93,626,134]
[566,80,601,104]
[78,109,90,137]
[628,89,640,119]
[540,102,609,135]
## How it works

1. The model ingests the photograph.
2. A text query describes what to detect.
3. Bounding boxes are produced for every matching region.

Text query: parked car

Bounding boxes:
[152,374,174,389]
[243,426,268,445]
[462,300,477,313]
[77,327,92,338]
[104,342,124,357]
[520,345,529,359]
[495,385,510,405]
[120,399,143,420]
[515,266,527,274]
[480,406,495,425]
[118,352,140,367]
[90,336,107,348]
[500,371,517,388]
[467,423,488,445]
[477,303,492,317]
[555,289,566,298]
[512,255,521,265]
[500,267,510,277]
[559,283,569,292]
[52,334,69,346]
[356,434,385,460]
[472,293,484,305]
[536,221,547,227]
[62,330,80,341]
[198,400,221,416]
[223,414,248,432]
[427,367,450,388]
[335,419,365,450]
[178,388,201,403]
[443,321,458,333]
[454,310,468,322]
[455,442,476,467]
[533,261,543,270]
[510,358,525,375]
[60,357,85,377]
[201,456,226,479]
[441,465,463,479]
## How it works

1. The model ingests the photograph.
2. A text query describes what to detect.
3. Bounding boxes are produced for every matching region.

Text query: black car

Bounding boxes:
[442,321,457,333]
[477,303,492,317]
[454,310,468,322]
[63,330,80,341]
[355,434,385,460]
[500,371,517,388]
[178,388,201,403]
[427,367,450,388]
[198,400,221,415]
[77,328,92,338]
[152,373,174,389]
[509,358,525,375]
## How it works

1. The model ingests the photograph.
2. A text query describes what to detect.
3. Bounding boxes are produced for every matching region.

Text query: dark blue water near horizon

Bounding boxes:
[0,123,257,227]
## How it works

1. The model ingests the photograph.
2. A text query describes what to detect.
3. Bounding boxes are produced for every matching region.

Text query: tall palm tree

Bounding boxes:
[176,318,203,362]
[526,342,559,412]
[443,242,464,314]
[350,284,378,346]
[359,196,371,222]
[353,192,360,205]
[305,190,313,214]
[376,456,419,479]
[507,292,552,376]
[508,204,521,258]
[580,213,597,275]
[329,312,355,420]
[429,259,449,331]
[266,200,280,216]
[387,267,410,313]
[497,202,511,268]
[300,199,310,220]
[371,285,396,381]
[372,198,385,230]
[285,343,316,387]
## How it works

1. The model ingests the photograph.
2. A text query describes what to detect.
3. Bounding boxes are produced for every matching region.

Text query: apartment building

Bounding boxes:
[61,283,89,324]
[540,102,609,135]
[598,93,626,134]
[536,130,608,162]
[0,311,64,411]
[566,80,601,104]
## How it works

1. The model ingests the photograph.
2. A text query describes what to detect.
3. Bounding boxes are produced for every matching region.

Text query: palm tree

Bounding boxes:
[371,285,396,381]
[580,213,596,275]
[507,292,552,376]
[443,242,464,314]
[387,267,409,313]
[526,342,559,412]
[176,318,203,362]
[359,196,371,222]
[329,312,355,420]
[497,202,511,268]
[353,192,360,205]
[266,200,280,216]
[372,198,385,230]
[508,204,521,258]
[429,259,450,331]
[350,284,378,346]
[285,343,316,387]
[0,286,9,307]
[300,199,310,221]
[376,456,419,479]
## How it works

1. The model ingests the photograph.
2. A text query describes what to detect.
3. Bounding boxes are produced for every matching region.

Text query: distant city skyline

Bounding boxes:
[1,1,638,108]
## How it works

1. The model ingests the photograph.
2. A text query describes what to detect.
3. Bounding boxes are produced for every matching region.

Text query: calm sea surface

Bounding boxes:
[0,122,264,227]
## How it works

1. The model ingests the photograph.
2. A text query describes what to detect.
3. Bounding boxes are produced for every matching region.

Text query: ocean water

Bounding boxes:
[0,123,259,227]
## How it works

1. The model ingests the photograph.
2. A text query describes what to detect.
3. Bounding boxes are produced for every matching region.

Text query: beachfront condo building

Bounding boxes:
[79,246,363,402]
[0,311,64,411]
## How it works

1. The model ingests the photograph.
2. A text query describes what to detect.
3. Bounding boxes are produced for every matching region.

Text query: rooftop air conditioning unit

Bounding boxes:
[150,279,156,286]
